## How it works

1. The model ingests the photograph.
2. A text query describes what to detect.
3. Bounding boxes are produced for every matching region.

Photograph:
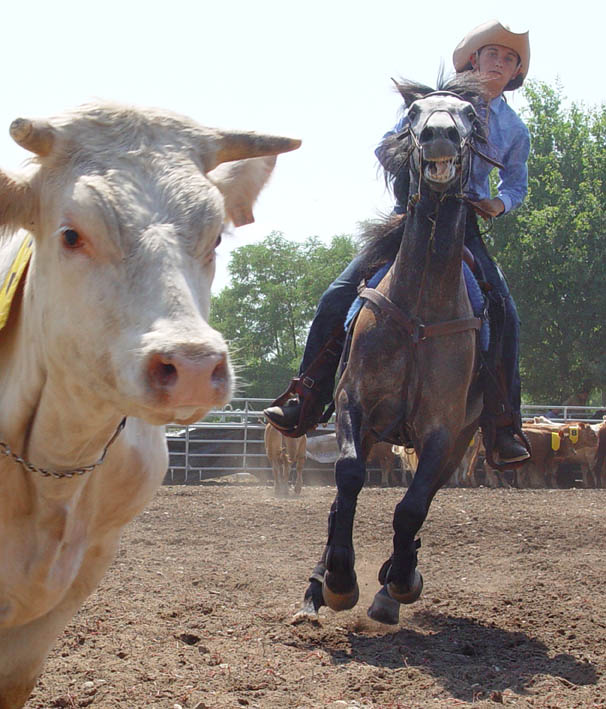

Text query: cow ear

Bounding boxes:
[207,155,276,227]
[0,170,37,231]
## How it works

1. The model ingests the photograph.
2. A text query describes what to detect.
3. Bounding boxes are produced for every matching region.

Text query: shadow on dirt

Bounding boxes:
[301,610,597,701]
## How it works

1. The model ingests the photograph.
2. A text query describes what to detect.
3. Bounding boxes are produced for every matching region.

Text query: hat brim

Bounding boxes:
[453,19,529,90]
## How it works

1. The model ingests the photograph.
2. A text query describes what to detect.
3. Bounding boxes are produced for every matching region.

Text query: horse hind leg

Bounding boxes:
[367,545,423,624]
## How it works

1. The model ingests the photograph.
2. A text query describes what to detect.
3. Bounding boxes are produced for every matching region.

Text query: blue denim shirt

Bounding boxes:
[377,95,530,214]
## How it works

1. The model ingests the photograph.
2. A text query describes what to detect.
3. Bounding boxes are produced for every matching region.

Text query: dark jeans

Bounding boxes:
[465,218,522,417]
[299,252,368,406]
[299,211,522,416]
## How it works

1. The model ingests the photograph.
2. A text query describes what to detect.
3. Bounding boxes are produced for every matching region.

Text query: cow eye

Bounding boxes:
[62,228,82,249]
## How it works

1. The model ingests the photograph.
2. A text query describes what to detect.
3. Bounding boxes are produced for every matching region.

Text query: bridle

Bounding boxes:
[396,90,504,207]
[0,417,126,479]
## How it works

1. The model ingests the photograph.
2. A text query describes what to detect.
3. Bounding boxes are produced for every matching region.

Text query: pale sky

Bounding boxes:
[1,1,603,293]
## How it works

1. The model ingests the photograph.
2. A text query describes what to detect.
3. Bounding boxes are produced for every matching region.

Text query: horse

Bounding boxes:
[297,75,497,625]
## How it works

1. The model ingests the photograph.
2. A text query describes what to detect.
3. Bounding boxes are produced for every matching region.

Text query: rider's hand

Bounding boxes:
[470,198,505,219]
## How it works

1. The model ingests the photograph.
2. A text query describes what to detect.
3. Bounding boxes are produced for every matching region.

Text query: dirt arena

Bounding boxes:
[27,482,606,708]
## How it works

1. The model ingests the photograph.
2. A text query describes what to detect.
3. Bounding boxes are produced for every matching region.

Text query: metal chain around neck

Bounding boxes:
[0,417,126,479]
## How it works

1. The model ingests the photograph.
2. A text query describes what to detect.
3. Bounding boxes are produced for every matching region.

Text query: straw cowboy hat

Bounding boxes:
[452,19,530,90]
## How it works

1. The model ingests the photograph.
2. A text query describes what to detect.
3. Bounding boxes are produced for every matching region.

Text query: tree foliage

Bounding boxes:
[210,232,357,398]
[491,81,606,403]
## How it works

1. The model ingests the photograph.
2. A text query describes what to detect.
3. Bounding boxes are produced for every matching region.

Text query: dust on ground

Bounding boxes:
[27,483,606,708]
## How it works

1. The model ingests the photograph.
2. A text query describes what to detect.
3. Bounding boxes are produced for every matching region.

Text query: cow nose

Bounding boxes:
[146,350,231,407]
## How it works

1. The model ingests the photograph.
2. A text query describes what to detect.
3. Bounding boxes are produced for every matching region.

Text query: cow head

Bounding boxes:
[0,103,300,424]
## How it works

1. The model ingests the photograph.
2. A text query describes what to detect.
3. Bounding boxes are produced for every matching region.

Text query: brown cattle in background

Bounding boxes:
[367,441,400,487]
[593,421,606,488]
[264,424,306,496]
[485,421,593,488]
[305,433,401,487]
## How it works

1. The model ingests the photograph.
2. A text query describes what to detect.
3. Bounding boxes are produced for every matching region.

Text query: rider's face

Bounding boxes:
[471,44,521,97]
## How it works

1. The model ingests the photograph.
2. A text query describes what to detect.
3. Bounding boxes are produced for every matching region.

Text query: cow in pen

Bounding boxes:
[264,423,307,495]
[0,102,299,707]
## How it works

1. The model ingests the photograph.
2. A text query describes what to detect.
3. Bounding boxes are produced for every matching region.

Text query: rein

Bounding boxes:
[0,417,127,479]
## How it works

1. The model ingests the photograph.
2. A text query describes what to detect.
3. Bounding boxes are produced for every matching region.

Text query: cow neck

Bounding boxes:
[0,418,126,479]
[20,372,128,479]
[0,247,127,480]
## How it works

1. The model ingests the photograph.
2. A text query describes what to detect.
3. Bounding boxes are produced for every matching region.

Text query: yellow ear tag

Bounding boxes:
[551,432,560,452]
[0,236,33,332]
[569,426,579,445]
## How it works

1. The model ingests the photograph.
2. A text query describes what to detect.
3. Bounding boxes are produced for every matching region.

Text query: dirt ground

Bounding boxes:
[27,481,606,709]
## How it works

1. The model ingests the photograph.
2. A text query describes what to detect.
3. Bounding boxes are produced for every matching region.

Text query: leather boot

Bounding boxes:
[494,426,530,464]
[264,397,304,430]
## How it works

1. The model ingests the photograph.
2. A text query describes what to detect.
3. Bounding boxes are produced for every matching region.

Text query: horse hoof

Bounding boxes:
[387,570,423,604]
[292,597,319,622]
[367,586,400,625]
[322,576,360,611]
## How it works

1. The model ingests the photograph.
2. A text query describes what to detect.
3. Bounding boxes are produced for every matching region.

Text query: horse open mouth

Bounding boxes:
[424,157,457,184]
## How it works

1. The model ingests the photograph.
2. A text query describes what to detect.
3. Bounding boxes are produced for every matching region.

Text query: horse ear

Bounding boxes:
[391,78,428,108]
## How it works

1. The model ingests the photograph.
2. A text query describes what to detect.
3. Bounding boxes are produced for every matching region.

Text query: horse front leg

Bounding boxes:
[368,427,453,624]
[296,399,365,618]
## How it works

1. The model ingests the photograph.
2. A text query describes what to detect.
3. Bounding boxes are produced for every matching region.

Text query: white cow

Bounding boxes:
[0,102,299,707]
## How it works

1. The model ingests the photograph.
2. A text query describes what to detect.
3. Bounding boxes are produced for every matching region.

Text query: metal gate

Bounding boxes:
[164,399,605,484]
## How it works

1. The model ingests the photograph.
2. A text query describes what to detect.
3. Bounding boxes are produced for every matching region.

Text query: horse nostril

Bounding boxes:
[420,126,434,143]
[447,127,460,143]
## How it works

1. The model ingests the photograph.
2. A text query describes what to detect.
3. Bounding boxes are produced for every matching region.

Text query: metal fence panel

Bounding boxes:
[164,399,605,484]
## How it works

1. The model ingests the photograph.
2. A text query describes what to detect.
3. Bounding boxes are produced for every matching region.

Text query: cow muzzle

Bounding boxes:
[145,347,233,419]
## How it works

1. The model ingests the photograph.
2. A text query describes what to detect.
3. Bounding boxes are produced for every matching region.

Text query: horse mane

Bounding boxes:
[392,71,489,110]
[357,214,406,279]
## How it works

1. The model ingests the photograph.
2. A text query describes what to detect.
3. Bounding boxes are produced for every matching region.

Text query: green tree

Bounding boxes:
[491,81,606,404]
[210,232,357,398]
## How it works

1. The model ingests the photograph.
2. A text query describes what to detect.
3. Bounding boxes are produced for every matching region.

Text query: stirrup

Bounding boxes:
[481,412,531,471]
[265,377,329,438]
[265,326,344,438]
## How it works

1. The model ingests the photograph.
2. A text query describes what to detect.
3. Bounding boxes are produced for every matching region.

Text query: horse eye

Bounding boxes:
[214,233,222,249]
[62,228,82,249]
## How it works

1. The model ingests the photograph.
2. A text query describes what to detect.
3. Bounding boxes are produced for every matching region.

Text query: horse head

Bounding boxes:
[383,75,491,200]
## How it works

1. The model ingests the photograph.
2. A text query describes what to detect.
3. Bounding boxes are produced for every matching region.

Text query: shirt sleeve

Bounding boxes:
[496,122,530,214]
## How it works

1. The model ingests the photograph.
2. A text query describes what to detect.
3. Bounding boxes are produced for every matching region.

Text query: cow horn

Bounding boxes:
[9,118,56,156]
[206,131,301,171]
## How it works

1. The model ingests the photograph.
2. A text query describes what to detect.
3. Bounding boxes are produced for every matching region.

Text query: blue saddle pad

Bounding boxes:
[345,261,489,351]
